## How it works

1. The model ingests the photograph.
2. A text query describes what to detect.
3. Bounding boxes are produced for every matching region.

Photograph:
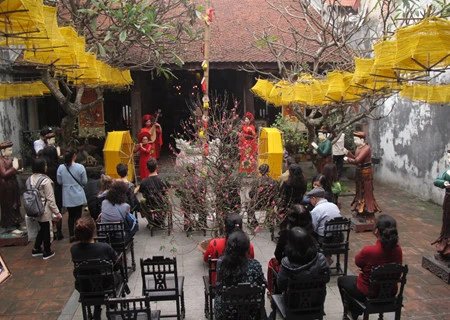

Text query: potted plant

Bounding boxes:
[271,113,309,160]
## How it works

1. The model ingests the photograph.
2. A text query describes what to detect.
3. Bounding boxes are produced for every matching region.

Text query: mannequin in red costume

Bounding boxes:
[139,114,163,159]
[134,131,154,180]
[239,112,258,173]
[0,141,23,231]
[344,132,381,220]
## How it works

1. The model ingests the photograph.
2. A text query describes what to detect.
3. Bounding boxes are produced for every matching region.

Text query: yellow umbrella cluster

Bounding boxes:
[0,0,133,100]
[252,16,450,106]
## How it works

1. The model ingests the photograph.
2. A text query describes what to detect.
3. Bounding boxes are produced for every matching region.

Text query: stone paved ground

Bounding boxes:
[0,160,449,319]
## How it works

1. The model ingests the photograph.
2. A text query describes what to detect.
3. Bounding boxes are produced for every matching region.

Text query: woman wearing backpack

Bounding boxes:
[57,148,87,243]
[30,158,62,260]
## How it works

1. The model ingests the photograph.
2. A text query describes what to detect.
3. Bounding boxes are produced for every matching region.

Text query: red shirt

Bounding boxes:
[355,239,402,295]
[203,237,255,285]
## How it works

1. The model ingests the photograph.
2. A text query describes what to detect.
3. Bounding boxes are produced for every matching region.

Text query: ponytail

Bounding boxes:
[375,215,399,249]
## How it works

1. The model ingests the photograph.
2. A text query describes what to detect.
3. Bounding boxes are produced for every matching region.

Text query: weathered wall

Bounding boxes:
[0,98,24,158]
[368,95,450,205]
[0,69,26,157]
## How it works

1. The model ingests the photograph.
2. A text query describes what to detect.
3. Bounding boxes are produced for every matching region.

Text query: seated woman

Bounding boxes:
[214,230,266,320]
[267,204,313,294]
[203,213,255,285]
[337,215,402,320]
[99,181,134,239]
[70,216,122,320]
[322,163,341,205]
[302,174,333,210]
[277,227,330,293]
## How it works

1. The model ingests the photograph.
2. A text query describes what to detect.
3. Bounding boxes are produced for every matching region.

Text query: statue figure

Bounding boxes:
[0,141,23,231]
[238,112,257,173]
[311,126,332,173]
[344,132,381,221]
[432,149,450,259]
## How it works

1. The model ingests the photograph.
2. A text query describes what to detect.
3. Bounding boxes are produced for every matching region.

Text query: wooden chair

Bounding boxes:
[97,221,136,280]
[106,296,161,320]
[267,265,280,295]
[140,256,185,319]
[271,273,329,320]
[73,259,127,320]
[202,255,218,319]
[318,217,351,275]
[342,263,408,320]
[220,282,266,320]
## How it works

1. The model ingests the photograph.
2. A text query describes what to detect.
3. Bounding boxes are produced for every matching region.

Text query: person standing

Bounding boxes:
[238,112,258,174]
[30,158,62,259]
[0,141,23,231]
[344,132,381,220]
[139,113,163,159]
[57,148,87,243]
[33,128,50,156]
[42,132,64,240]
[332,133,345,180]
[338,215,402,320]
[431,148,450,258]
[134,131,154,180]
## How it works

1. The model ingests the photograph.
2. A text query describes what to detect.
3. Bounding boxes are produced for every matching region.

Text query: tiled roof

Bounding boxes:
[326,0,360,11]
[178,0,343,67]
[125,0,346,69]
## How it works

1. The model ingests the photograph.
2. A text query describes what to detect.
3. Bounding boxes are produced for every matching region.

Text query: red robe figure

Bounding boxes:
[239,112,258,173]
[0,141,23,230]
[134,131,154,180]
[344,132,381,219]
[140,114,163,159]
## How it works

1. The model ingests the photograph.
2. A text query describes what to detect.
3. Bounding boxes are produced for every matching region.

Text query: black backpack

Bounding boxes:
[23,175,47,217]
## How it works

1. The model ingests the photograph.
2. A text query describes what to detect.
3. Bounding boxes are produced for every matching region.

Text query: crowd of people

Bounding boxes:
[0,120,411,320]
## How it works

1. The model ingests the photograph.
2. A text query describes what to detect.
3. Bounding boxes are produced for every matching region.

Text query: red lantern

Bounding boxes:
[201,77,207,93]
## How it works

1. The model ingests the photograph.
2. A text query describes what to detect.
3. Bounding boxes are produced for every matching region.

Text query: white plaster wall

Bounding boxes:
[368,94,450,205]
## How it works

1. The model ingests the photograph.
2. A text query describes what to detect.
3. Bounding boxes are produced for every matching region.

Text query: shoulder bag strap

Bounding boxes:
[65,165,83,187]
[115,204,131,229]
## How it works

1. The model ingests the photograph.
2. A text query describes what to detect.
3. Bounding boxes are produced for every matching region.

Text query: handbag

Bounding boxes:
[115,204,138,234]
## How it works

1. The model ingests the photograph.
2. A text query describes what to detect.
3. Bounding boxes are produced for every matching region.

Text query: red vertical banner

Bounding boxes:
[78,89,105,137]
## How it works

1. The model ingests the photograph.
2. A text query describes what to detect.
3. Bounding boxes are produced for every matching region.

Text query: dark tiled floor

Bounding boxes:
[1,161,450,319]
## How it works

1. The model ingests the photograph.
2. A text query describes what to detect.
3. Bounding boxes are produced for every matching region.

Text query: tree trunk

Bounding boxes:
[60,110,78,151]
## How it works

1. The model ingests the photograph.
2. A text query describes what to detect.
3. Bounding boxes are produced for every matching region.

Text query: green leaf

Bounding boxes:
[77,9,97,15]
[90,18,97,33]
[119,31,127,43]
[104,32,112,43]
[97,43,106,57]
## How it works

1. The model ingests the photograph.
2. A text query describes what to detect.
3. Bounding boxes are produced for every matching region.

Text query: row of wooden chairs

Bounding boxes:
[74,255,185,320]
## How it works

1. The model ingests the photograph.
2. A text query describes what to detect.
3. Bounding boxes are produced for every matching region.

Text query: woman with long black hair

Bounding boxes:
[214,230,266,320]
